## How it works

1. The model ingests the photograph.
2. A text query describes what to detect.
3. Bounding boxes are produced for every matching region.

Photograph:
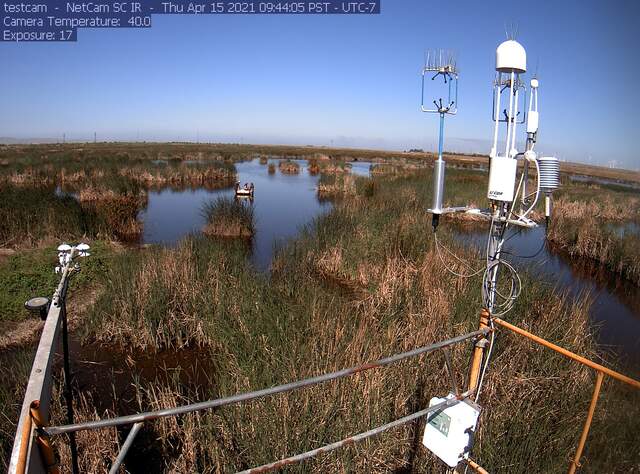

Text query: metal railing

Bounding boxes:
[491,317,640,474]
[9,245,83,474]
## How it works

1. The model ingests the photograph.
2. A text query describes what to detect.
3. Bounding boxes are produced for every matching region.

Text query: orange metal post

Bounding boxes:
[466,458,490,474]
[30,401,60,474]
[492,317,640,389]
[15,409,33,474]
[468,309,490,393]
[568,372,604,474]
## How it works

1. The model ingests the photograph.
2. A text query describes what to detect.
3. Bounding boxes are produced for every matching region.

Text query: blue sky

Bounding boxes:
[1,0,639,169]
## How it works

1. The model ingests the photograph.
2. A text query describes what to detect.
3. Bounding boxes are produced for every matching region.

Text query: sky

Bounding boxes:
[1,0,639,169]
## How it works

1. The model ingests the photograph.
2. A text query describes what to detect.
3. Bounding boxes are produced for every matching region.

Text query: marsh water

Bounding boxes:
[138,160,639,370]
[140,159,371,270]
[455,226,640,374]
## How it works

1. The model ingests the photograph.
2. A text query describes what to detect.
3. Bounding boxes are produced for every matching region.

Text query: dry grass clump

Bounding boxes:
[370,163,419,176]
[267,163,276,174]
[552,195,639,221]
[319,160,352,174]
[278,159,300,174]
[317,173,356,197]
[201,197,254,239]
[548,189,640,284]
[84,238,254,352]
[119,164,236,189]
[49,390,121,473]
[307,158,321,175]
[259,156,268,165]
[78,186,147,241]
[317,174,376,200]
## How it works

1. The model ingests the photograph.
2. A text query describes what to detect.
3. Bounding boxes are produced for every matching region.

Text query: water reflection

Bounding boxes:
[140,158,339,271]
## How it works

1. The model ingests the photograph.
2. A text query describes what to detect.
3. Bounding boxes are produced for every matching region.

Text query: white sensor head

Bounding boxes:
[530,78,539,88]
[496,40,527,73]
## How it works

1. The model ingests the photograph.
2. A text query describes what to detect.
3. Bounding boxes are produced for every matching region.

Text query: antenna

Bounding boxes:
[421,48,459,231]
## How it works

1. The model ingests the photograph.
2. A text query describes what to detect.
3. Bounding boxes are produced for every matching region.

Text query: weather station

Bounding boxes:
[421,34,562,470]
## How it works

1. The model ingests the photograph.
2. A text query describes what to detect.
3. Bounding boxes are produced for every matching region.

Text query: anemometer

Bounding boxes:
[420,37,560,469]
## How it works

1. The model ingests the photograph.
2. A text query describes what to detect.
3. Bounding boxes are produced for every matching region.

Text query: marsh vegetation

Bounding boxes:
[548,181,640,285]
[202,197,255,239]
[1,144,639,472]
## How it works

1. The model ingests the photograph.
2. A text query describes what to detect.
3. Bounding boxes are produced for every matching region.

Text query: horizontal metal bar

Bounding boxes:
[108,422,143,474]
[237,391,473,474]
[45,329,489,436]
[493,317,640,390]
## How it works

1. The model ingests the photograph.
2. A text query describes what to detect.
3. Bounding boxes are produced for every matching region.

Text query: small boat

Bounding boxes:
[235,182,255,198]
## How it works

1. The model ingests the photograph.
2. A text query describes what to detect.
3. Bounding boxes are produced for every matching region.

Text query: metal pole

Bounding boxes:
[466,458,490,474]
[45,329,490,436]
[15,411,32,474]
[438,112,445,161]
[568,372,604,474]
[60,294,79,474]
[30,401,60,474]
[237,392,473,474]
[468,309,490,393]
[109,422,143,474]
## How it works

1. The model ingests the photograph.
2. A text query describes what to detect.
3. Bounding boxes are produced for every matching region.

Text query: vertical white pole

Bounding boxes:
[511,86,519,157]
[491,73,502,157]
[504,71,515,157]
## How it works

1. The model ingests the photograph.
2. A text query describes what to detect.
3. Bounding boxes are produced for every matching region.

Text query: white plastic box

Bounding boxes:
[487,156,518,202]
[422,393,481,468]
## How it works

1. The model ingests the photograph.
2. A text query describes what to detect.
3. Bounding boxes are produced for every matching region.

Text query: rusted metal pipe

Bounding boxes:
[45,329,489,436]
[468,309,490,393]
[568,371,604,474]
[492,317,640,389]
[15,407,33,474]
[30,401,60,474]
[109,422,143,474]
[236,391,473,474]
[466,457,490,474]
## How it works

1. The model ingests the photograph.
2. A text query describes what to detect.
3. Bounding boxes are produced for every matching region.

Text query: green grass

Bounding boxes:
[0,241,114,326]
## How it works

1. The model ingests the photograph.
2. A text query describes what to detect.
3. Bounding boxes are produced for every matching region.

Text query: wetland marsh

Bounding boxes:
[1,143,639,472]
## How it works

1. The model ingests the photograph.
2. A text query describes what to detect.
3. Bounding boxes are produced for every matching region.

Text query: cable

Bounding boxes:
[481,258,521,317]
[475,318,495,402]
[513,158,541,221]
[502,239,547,260]
[434,232,485,278]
